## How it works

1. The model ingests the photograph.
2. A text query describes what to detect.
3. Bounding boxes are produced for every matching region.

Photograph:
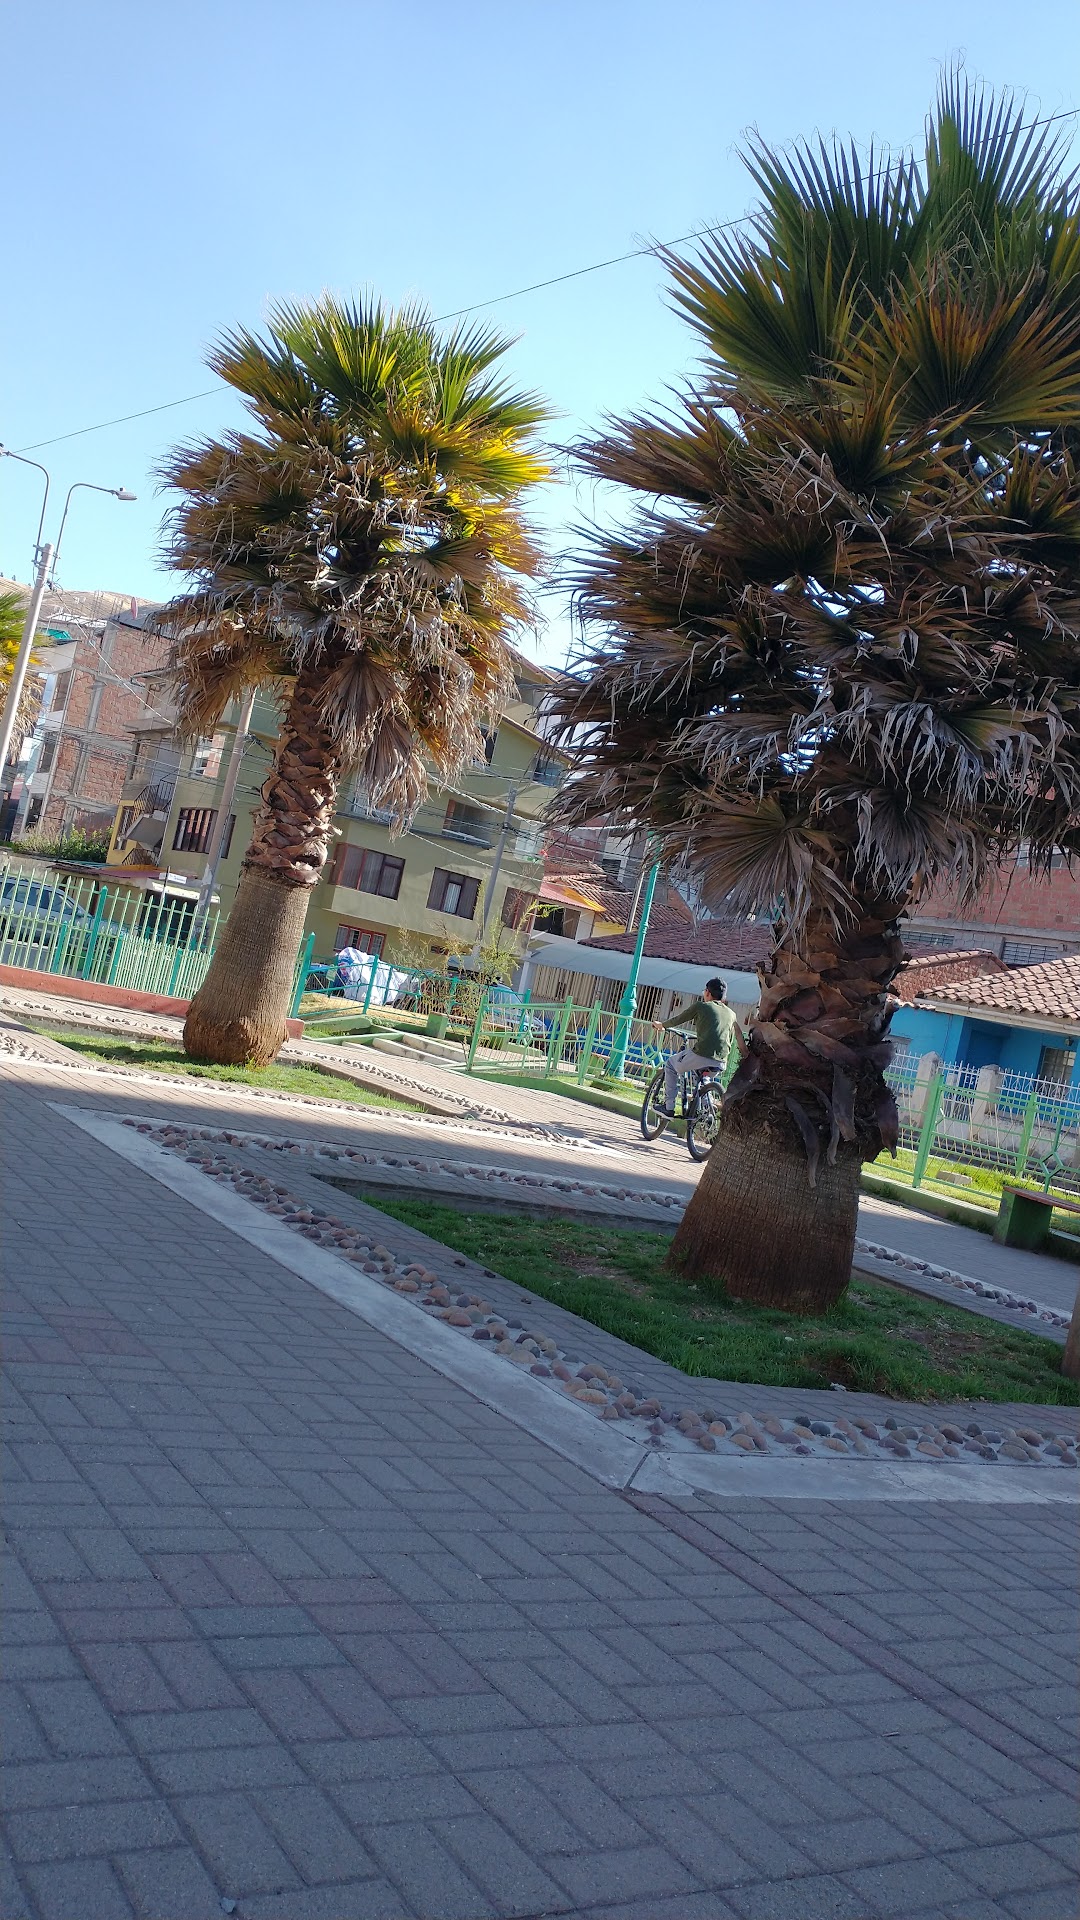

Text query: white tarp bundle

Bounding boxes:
[332,948,414,1007]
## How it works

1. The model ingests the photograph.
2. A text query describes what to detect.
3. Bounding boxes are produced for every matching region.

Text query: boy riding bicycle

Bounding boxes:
[651,977,736,1116]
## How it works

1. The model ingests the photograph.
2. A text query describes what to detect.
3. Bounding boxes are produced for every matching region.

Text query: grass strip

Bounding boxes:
[360,1196,1078,1406]
[32,1028,421,1112]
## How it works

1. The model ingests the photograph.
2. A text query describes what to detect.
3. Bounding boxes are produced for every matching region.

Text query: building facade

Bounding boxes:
[890,953,1080,1093]
[105,654,567,963]
[904,858,1080,966]
[15,597,167,841]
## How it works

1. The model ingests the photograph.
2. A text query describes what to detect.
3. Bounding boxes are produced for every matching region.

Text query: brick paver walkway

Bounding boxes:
[5,985,1077,1321]
[2,1056,1079,1920]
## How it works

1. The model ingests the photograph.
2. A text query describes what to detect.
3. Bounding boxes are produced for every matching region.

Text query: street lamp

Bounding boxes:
[0,454,136,779]
[608,853,661,1080]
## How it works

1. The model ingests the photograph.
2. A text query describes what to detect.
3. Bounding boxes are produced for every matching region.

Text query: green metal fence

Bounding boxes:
[463,987,685,1087]
[0,859,221,1000]
[884,1055,1080,1205]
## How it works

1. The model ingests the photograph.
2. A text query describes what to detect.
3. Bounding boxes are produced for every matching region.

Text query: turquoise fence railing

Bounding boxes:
[464,990,673,1088]
[0,859,222,999]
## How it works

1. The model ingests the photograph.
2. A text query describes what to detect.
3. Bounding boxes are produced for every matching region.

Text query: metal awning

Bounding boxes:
[523,932,760,1003]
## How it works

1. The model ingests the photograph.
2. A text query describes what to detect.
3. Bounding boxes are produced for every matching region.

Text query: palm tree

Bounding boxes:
[552,78,1080,1312]
[0,590,42,750]
[157,296,549,1066]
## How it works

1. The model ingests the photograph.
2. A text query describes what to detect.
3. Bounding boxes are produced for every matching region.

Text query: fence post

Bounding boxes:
[290,931,315,1021]
[165,929,189,998]
[466,985,490,1072]
[360,955,378,1014]
[515,988,531,1047]
[78,887,109,981]
[1013,1091,1040,1180]
[912,1070,944,1189]
[547,995,574,1076]
[576,1000,602,1085]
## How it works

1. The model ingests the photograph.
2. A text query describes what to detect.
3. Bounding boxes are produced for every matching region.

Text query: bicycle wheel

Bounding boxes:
[640,1069,670,1140]
[687,1084,721,1161]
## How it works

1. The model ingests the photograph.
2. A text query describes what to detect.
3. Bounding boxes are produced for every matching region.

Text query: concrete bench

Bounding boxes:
[994,1184,1080,1251]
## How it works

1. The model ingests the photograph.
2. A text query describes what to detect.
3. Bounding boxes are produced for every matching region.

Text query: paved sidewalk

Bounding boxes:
[2,1056,1079,1920]
[7,984,1079,1317]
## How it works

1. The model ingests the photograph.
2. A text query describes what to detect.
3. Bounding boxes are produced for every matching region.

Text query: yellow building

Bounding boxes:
[106,655,565,964]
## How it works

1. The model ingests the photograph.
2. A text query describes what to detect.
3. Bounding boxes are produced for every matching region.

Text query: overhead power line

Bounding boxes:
[14,105,1078,457]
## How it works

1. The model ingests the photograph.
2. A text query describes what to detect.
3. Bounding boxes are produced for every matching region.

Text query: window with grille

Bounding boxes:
[1037,1045,1076,1086]
[501,886,537,931]
[334,925,385,956]
[330,843,404,899]
[1003,939,1066,965]
[427,868,480,918]
[173,807,217,854]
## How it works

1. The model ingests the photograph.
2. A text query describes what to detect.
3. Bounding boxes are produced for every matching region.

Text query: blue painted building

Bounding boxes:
[891,952,1080,1092]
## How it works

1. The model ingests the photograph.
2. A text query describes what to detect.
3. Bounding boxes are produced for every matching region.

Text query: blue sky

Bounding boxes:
[3,0,1078,664]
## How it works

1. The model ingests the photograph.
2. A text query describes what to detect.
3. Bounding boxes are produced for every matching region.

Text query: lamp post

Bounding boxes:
[0,456,135,780]
[608,854,660,1080]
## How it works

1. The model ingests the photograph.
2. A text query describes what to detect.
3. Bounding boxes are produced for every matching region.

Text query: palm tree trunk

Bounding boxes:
[184,660,347,1066]
[669,900,905,1311]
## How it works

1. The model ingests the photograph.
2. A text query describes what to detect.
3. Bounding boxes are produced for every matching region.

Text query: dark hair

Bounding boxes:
[705,977,727,1001]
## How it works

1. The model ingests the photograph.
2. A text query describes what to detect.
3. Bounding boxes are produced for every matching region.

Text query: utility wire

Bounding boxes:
[13,105,1079,457]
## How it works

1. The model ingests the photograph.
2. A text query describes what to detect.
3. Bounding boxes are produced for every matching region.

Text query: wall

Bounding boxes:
[28,614,169,837]
[907,861,1080,963]
[890,1004,1080,1089]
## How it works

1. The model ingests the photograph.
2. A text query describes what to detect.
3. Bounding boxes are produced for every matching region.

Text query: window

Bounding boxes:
[330,843,404,899]
[501,886,537,932]
[529,750,564,788]
[50,671,73,713]
[1003,939,1068,965]
[1037,1045,1076,1087]
[334,925,385,956]
[190,734,225,779]
[37,734,58,775]
[427,868,480,919]
[173,807,217,854]
[443,800,490,844]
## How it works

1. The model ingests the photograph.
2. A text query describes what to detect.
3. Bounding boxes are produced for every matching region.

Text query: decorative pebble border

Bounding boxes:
[0,1019,611,1153]
[856,1240,1071,1331]
[1,990,596,1137]
[121,1115,1080,1472]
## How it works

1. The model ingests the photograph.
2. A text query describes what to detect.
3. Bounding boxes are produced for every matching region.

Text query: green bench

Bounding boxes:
[994,1184,1080,1251]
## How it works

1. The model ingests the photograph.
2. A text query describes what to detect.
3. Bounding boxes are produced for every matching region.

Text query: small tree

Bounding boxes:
[157,295,548,1066]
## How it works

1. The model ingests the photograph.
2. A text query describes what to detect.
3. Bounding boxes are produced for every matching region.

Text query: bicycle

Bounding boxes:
[640,1060,723,1162]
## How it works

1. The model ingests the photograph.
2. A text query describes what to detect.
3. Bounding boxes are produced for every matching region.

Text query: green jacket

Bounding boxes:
[662,996,736,1063]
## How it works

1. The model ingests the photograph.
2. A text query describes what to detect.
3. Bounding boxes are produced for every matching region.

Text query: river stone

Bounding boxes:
[731,1432,755,1451]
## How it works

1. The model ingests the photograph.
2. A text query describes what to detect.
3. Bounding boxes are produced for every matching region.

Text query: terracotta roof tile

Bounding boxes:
[583,920,774,969]
[893,949,1006,1003]
[923,952,1080,1023]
